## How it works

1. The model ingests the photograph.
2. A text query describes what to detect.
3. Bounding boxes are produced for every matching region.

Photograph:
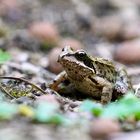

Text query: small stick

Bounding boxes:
[0,76,47,95]
[0,84,16,99]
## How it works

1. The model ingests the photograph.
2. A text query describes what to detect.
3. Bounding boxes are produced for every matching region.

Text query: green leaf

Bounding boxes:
[34,102,62,123]
[101,93,140,119]
[0,102,18,120]
[0,49,11,64]
[101,103,128,119]
[119,93,139,105]
[45,113,66,125]
[80,100,103,117]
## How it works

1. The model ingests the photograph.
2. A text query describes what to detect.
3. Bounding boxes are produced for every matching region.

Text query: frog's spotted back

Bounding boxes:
[93,57,114,68]
[90,57,117,83]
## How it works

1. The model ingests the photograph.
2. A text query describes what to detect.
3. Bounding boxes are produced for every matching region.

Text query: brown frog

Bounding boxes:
[50,46,133,104]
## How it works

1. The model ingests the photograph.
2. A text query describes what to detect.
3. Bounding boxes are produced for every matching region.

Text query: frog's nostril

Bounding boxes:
[62,48,65,51]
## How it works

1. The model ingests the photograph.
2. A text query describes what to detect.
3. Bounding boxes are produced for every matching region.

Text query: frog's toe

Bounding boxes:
[115,83,127,94]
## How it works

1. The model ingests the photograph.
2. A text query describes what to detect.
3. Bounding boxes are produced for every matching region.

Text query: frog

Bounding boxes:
[49,46,133,104]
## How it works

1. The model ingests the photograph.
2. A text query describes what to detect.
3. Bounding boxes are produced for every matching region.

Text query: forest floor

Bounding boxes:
[1,0,140,140]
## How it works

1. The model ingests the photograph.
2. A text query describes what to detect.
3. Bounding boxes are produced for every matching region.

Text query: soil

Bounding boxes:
[0,0,140,140]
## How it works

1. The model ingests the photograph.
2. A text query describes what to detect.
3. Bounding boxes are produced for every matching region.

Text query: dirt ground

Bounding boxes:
[1,0,140,140]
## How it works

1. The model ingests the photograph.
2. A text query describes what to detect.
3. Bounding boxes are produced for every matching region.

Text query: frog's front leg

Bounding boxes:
[49,71,68,91]
[91,76,113,104]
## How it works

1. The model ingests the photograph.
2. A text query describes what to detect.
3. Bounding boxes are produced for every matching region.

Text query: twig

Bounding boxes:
[0,76,47,95]
[0,84,16,99]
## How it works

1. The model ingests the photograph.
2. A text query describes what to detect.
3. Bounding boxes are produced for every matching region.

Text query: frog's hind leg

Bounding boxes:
[115,68,133,93]
[49,71,68,91]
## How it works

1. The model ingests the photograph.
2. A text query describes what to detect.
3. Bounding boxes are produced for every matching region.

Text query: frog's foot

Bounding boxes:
[49,71,68,92]
[117,67,133,91]
[114,81,128,94]
[101,86,113,104]
[49,82,60,92]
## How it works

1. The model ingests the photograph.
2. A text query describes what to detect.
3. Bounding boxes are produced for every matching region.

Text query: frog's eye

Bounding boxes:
[75,51,86,59]
[76,51,86,57]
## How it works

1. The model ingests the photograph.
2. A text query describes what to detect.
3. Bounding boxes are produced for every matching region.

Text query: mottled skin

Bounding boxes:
[50,46,133,104]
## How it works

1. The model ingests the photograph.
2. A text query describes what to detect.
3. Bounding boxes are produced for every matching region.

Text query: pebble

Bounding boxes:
[114,39,140,64]
[36,94,59,106]
[9,50,29,62]
[122,22,140,40]
[90,119,121,139]
[21,62,40,74]
[29,22,60,47]
[0,0,18,16]
[59,37,84,50]
[93,16,123,40]
[47,47,63,74]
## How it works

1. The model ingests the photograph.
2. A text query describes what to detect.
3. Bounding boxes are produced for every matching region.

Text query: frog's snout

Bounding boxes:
[58,53,73,63]
[58,47,74,62]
